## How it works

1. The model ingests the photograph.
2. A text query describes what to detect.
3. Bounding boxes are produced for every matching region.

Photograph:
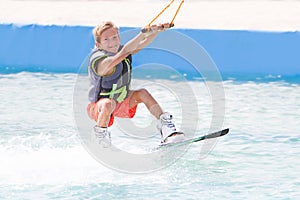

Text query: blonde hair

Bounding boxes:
[93,21,119,43]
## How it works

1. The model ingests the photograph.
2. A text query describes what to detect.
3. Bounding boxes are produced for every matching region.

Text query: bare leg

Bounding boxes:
[129,89,163,119]
[96,98,116,127]
[129,89,184,143]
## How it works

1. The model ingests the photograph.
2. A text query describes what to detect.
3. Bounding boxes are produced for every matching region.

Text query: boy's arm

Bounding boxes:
[132,32,158,54]
[132,23,173,54]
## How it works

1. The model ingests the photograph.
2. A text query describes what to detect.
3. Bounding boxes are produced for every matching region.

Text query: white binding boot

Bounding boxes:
[157,112,185,144]
[93,125,111,148]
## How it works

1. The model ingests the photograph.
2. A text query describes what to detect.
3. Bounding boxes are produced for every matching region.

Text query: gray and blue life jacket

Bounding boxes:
[88,48,132,103]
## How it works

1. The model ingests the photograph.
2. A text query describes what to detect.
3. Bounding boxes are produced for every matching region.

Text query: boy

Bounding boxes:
[86,21,185,147]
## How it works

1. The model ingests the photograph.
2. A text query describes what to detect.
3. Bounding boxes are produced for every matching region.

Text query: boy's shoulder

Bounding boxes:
[89,49,108,61]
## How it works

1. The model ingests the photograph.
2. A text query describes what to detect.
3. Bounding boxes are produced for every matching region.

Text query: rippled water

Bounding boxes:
[1,72,300,199]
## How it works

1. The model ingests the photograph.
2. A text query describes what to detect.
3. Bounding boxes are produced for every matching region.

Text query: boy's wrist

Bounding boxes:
[141,27,152,33]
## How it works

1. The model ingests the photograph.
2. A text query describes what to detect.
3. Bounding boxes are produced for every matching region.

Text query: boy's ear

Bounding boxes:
[96,42,103,50]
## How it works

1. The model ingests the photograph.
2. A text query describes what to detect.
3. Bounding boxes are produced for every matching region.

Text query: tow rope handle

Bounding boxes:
[141,0,184,33]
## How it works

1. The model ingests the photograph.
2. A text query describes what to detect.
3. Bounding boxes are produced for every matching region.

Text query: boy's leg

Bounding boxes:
[129,89,163,119]
[87,98,116,127]
[129,89,185,143]
[96,98,116,127]
[87,98,115,147]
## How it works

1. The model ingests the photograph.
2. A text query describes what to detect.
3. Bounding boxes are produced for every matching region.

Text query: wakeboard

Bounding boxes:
[158,128,229,148]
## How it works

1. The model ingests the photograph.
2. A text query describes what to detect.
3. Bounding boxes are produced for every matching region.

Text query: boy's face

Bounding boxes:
[98,27,120,53]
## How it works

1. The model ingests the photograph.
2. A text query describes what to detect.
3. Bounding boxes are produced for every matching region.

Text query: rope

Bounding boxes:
[170,0,184,26]
[147,0,176,27]
[142,0,184,32]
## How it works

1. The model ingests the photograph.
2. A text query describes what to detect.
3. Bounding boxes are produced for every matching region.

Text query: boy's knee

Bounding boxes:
[100,98,114,113]
[136,88,150,100]
[139,88,150,96]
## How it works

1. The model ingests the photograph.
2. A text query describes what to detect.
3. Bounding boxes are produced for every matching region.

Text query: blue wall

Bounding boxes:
[1,23,299,77]
[0,24,93,73]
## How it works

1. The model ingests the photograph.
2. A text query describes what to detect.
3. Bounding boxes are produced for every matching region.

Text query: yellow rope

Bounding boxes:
[170,0,184,26]
[142,0,184,33]
[148,0,176,27]
[148,0,184,26]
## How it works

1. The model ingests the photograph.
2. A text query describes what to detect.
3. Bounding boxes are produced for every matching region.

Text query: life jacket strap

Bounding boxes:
[100,84,128,103]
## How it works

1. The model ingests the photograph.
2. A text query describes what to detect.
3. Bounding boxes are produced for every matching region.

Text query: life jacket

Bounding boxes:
[88,48,132,103]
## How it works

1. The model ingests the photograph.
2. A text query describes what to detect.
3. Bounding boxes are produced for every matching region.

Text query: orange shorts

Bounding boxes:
[86,96,137,127]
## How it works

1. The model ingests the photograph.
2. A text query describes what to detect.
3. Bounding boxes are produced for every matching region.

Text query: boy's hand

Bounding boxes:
[141,23,174,33]
[158,23,174,31]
